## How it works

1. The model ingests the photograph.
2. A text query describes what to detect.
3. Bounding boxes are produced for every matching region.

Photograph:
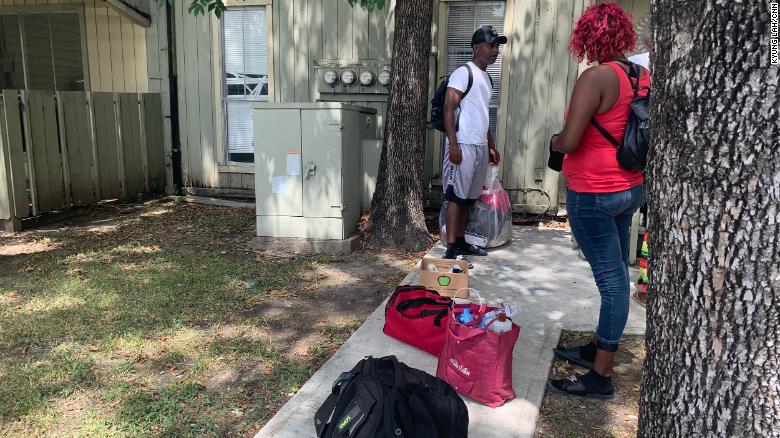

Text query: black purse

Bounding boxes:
[547,135,564,172]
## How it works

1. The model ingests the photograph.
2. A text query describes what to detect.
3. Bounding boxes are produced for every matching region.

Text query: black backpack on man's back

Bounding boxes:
[314,356,468,438]
[591,60,651,171]
[430,64,492,133]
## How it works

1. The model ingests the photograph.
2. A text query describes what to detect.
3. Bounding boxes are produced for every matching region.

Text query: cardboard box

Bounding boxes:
[419,257,469,298]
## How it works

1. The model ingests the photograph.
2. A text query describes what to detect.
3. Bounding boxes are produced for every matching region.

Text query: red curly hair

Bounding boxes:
[569,3,636,64]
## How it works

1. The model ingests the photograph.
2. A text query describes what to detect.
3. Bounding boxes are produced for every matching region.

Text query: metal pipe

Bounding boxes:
[165,0,183,192]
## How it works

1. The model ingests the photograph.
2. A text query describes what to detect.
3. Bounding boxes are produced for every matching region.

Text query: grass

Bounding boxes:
[0,201,401,437]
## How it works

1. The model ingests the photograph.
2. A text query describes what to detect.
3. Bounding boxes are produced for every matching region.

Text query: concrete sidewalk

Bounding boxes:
[255,226,646,438]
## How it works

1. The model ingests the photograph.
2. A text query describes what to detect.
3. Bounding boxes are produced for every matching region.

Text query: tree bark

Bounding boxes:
[365,0,434,251]
[640,1,780,437]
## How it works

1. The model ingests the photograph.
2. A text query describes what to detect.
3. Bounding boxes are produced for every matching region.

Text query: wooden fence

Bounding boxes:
[0,90,165,230]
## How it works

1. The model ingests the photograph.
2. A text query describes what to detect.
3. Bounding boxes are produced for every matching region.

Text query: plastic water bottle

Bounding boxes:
[489,313,513,334]
[478,310,500,329]
[478,303,519,328]
[458,307,474,324]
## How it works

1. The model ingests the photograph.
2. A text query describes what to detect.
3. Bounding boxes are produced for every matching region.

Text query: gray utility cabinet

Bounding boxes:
[253,103,377,240]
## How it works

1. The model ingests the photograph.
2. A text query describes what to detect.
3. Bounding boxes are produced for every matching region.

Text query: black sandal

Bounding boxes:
[553,345,594,369]
[548,375,614,400]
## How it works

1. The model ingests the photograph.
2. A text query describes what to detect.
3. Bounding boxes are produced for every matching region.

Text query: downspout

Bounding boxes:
[165,0,183,192]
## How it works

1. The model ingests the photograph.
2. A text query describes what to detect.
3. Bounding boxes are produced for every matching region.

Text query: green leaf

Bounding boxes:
[188,2,202,15]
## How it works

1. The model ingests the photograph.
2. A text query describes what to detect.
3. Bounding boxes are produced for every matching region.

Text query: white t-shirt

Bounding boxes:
[628,52,650,70]
[447,61,492,145]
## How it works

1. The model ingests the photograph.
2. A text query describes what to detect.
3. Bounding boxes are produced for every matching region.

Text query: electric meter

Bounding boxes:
[323,70,339,86]
[341,69,358,86]
[359,70,375,86]
[378,69,391,86]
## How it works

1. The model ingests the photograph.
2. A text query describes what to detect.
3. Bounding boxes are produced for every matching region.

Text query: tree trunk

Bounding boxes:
[365,0,434,251]
[639,1,779,436]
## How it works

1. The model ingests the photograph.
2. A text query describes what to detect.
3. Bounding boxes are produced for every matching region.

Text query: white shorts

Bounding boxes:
[442,142,489,205]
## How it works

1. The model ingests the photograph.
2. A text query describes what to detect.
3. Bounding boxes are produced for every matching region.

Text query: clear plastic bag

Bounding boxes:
[439,179,513,249]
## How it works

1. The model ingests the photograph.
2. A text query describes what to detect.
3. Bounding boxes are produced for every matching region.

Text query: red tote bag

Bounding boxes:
[436,289,520,408]
[384,285,453,356]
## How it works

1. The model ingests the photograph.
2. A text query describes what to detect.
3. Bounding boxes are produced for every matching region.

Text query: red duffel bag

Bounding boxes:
[383,285,453,356]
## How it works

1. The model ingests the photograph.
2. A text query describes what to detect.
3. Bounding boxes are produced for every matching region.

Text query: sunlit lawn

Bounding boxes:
[0,202,366,437]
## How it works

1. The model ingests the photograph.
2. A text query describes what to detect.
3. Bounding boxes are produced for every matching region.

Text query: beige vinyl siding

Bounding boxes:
[617,0,651,54]
[144,0,173,192]
[172,0,649,202]
[83,0,148,92]
[0,0,172,194]
[174,0,395,189]
[0,0,148,92]
[174,0,219,187]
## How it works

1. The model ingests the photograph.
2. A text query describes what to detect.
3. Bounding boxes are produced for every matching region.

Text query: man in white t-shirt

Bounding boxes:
[628,22,652,70]
[442,25,506,260]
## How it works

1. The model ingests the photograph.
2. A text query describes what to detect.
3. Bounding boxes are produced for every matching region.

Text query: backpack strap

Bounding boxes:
[614,59,641,98]
[590,60,642,146]
[462,63,474,98]
[314,367,359,437]
[590,119,620,146]
[461,63,493,97]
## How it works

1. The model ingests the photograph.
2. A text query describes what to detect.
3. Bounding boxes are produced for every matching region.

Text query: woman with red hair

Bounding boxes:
[548,3,650,399]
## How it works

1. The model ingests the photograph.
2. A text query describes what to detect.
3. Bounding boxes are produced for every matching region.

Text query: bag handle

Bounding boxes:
[449,288,487,324]
[396,297,451,312]
[386,285,442,311]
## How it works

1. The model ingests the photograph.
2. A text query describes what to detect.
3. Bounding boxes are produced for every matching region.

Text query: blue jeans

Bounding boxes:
[568,184,646,352]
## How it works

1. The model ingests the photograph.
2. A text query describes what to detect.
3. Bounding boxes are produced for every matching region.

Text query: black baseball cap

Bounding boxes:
[471,25,507,46]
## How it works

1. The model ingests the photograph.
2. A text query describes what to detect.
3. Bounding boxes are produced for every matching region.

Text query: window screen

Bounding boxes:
[222,7,268,163]
[445,1,506,137]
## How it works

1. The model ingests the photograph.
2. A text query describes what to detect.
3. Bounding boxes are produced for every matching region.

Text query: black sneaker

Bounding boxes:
[457,243,488,256]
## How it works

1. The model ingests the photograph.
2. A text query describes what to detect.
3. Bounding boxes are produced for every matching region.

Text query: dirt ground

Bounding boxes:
[535,331,645,438]
[0,198,422,437]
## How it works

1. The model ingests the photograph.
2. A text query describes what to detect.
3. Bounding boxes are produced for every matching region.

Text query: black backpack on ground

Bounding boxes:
[314,356,468,438]
[430,64,493,132]
[591,60,651,171]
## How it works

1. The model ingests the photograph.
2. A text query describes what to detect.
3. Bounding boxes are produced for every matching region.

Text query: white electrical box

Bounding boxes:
[253,103,377,240]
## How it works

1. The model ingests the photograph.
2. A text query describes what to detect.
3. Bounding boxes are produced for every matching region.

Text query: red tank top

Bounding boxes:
[563,62,649,193]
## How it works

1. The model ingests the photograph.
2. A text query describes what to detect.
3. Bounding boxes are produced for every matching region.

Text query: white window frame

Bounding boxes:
[219,5,270,166]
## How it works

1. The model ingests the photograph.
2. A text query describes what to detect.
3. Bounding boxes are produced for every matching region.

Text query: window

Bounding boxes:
[445,1,506,137]
[0,11,85,91]
[222,7,268,164]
